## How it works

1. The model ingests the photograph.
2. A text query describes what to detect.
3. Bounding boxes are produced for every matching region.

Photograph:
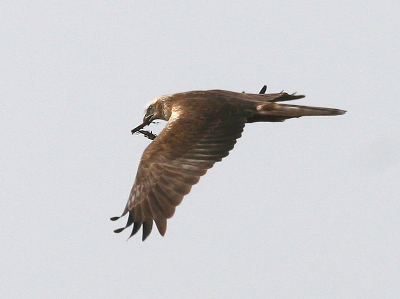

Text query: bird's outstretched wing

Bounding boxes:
[111,98,249,241]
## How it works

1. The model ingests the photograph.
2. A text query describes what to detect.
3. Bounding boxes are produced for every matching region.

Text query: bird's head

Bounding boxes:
[131,95,173,134]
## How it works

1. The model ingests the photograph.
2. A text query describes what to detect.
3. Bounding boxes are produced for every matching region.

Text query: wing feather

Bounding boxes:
[115,98,247,240]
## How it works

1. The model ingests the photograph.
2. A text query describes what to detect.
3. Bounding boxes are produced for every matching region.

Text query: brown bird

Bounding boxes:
[111,86,346,241]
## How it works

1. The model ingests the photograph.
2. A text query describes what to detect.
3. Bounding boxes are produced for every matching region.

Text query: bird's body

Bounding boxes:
[112,88,346,241]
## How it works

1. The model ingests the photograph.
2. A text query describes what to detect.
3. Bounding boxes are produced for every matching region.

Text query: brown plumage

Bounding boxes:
[111,86,346,241]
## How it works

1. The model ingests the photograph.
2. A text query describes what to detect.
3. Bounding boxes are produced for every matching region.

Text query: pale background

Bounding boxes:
[1,1,399,298]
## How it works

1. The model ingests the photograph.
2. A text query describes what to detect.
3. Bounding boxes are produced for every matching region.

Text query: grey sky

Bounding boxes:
[1,1,399,298]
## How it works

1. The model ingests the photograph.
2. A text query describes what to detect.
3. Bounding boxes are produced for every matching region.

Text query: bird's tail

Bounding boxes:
[247,102,346,122]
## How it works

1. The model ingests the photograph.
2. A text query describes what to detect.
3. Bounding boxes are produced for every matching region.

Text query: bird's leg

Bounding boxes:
[138,130,157,140]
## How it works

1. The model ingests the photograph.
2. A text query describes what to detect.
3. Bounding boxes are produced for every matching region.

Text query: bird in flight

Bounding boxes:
[111,86,346,241]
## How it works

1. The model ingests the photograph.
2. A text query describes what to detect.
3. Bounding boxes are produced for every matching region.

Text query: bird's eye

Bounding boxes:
[147,105,155,115]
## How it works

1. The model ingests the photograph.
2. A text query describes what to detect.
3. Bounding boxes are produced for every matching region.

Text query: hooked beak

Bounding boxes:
[131,116,152,135]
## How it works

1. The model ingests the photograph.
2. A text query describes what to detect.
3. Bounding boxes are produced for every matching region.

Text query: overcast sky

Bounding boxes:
[1,1,399,298]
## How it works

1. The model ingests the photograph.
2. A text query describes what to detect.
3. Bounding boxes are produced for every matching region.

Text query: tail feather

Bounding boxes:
[258,102,346,117]
[247,102,346,123]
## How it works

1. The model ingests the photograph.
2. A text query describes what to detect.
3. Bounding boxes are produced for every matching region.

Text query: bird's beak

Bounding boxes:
[131,116,152,135]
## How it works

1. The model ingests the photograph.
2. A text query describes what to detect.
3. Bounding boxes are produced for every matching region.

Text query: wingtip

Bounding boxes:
[259,85,267,94]
[155,218,167,236]
[114,227,125,233]
[290,92,305,99]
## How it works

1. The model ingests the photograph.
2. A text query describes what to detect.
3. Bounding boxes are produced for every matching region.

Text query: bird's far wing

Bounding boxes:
[112,100,248,241]
[254,92,305,103]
